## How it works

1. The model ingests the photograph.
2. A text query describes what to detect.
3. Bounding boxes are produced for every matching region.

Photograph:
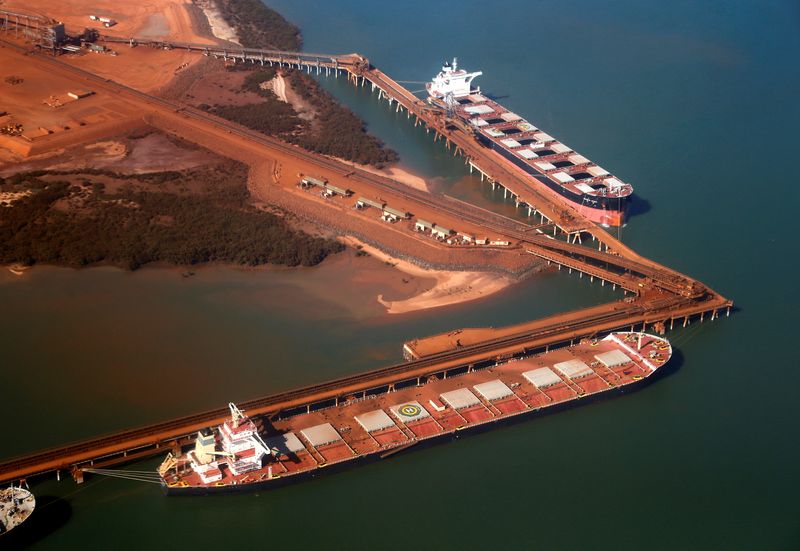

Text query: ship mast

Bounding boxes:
[227,402,274,457]
[229,402,245,428]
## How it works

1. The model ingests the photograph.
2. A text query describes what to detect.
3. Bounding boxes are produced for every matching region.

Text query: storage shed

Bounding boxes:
[415,219,434,232]
[300,176,326,188]
[324,184,352,197]
[384,206,409,220]
[433,226,453,239]
[357,197,385,210]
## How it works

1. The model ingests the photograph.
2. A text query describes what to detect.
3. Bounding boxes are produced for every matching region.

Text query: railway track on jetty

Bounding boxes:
[0,36,732,485]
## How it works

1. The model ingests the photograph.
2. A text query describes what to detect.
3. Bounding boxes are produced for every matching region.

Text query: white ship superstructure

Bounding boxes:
[160,403,270,485]
[426,58,482,99]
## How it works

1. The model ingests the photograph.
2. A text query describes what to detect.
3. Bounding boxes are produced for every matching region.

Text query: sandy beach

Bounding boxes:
[336,160,429,192]
[195,0,240,44]
[340,237,513,314]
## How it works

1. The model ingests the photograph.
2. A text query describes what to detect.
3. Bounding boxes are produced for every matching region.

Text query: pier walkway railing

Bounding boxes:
[99,35,367,74]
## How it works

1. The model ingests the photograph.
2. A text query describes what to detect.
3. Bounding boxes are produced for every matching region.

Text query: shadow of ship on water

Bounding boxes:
[626,193,652,219]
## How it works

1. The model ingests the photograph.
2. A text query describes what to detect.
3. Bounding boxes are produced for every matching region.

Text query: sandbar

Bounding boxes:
[340,237,513,314]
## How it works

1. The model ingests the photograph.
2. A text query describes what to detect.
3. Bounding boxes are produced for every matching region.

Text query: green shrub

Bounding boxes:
[0,164,343,269]
[217,0,301,51]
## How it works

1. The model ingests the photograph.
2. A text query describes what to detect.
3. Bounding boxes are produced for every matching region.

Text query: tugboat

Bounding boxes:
[0,485,35,535]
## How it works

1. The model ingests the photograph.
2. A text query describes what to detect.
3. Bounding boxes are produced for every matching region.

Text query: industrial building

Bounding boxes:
[0,9,66,54]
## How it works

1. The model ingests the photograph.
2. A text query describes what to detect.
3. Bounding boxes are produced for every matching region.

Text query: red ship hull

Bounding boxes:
[161,332,670,495]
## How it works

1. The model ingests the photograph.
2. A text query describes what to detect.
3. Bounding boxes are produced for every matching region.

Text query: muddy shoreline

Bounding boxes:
[0,0,542,314]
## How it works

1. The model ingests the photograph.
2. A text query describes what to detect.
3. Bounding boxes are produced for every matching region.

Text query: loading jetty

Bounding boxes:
[0,21,732,487]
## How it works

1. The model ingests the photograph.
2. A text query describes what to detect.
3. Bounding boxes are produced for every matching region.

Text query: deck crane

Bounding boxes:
[229,403,274,457]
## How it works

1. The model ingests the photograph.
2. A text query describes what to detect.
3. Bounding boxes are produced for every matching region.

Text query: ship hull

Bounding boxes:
[476,134,628,226]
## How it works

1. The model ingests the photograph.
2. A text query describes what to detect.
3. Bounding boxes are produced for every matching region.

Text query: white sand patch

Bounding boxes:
[271,74,288,102]
[336,160,429,192]
[267,75,316,121]
[196,0,240,44]
[341,237,512,314]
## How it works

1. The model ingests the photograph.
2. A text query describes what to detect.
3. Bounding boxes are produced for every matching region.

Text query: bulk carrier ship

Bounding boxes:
[427,59,632,227]
[159,332,671,495]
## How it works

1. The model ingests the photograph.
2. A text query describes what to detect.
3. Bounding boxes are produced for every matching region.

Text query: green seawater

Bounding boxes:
[2,0,798,548]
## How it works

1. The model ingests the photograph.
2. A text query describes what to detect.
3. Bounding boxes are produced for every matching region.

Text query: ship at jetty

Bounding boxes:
[427,59,632,227]
[0,486,35,535]
[158,332,671,494]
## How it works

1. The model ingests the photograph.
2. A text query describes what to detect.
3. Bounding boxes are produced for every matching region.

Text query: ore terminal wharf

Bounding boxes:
[0,23,733,486]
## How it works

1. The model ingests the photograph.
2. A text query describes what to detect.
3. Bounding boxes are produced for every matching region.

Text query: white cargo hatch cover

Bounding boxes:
[523,368,562,388]
[473,379,514,401]
[300,423,343,447]
[355,409,396,433]
[553,359,593,379]
[440,388,481,409]
[595,349,631,368]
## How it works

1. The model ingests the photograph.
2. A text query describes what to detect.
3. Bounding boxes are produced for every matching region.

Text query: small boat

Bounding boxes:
[0,486,35,535]
[7,264,29,276]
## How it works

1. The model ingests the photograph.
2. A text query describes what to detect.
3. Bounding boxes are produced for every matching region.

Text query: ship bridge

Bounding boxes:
[427,57,483,98]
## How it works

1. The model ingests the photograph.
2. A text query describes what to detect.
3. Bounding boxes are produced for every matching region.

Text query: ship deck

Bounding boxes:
[451,93,632,201]
[166,333,670,490]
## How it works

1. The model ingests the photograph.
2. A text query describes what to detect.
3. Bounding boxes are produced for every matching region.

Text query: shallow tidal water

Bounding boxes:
[2,0,799,548]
